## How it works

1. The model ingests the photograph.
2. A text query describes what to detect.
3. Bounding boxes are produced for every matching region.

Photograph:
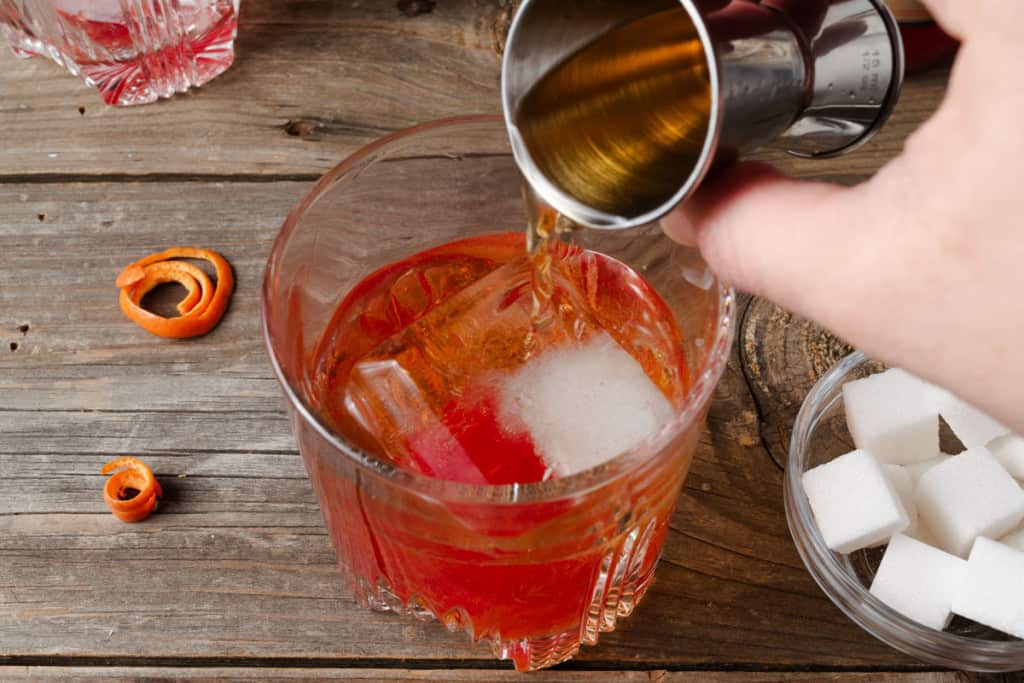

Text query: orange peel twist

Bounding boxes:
[116,247,234,339]
[102,456,163,523]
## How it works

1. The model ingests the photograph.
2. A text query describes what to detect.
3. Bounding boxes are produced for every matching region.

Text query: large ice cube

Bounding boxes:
[344,257,575,484]
[352,257,596,407]
[343,252,675,484]
[345,361,545,485]
[500,332,674,477]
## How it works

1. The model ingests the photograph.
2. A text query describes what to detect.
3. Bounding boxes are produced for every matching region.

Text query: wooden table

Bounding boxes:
[0,2,970,681]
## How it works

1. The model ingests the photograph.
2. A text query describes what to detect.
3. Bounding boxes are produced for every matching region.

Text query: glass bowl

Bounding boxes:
[261,115,736,671]
[786,350,1024,672]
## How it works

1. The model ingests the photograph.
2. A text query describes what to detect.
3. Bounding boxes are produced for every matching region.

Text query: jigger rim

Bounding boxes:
[501,0,724,231]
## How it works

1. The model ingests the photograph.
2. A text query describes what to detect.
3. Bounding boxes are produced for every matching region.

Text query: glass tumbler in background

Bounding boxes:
[0,0,239,105]
[262,117,735,671]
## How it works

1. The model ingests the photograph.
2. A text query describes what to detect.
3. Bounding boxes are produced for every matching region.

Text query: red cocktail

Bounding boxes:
[263,117,734,671]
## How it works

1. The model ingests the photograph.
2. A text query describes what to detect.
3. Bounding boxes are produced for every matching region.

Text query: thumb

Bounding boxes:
[669,161,865,323]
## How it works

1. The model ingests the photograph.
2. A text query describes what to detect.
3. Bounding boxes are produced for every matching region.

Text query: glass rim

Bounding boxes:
[786,350,1024,671]
[261,114,737,505]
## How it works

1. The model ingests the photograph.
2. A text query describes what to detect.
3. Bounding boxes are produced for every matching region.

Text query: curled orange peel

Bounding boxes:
[102,456,163,523]
[116,247,234,339]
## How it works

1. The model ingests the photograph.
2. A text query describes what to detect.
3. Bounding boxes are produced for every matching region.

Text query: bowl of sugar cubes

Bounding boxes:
[786,351,1024,672]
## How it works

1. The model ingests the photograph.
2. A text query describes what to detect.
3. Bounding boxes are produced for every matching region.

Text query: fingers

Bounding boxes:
[671,162,859,319]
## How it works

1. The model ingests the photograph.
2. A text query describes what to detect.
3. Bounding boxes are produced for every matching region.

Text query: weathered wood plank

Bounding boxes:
[0,669,965,683]
[0,181,297,415]
[0,0,506,179]
[0,0,947,181]
[0,177,932,666]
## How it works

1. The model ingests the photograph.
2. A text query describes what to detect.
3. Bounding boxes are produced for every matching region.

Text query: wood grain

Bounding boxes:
[0,0,961,675]
[739,299,855,469]
[0,669,967,683]
[0,0,507,180]
[0,181,924,668]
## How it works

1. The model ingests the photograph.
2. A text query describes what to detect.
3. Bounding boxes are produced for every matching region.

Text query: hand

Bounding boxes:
[663,0,1024,433]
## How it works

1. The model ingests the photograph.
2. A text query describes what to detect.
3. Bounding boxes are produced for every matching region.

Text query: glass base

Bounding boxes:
[349,519,661,672]
[1,1,237,106]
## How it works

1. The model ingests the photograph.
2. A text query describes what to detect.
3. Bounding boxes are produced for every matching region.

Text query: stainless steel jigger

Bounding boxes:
[502,0,905,230]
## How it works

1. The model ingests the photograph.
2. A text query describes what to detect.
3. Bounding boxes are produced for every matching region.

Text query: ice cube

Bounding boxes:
[500,332,673,477]
[802,450,909,554]
[344,257,596,484]
[916,448,1024,557]
[406,387,548,484]
[343,252,676,485]
[951,537,1024,639]
[987,434,1024,480]
[358,257,594,400]
[870,533,967,630]
[843,369,939,465]
[344,358,546,484]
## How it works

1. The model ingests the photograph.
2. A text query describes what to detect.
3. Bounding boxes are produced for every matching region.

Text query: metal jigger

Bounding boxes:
[502,0,905,230]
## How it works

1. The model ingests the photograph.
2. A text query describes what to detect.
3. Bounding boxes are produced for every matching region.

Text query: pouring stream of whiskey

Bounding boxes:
[523,183,579,353]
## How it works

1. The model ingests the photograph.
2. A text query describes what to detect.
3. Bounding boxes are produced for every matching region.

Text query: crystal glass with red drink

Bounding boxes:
[0,0,239,105]
[262,116,735,671]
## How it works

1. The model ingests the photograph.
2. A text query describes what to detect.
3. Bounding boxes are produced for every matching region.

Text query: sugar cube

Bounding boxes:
[1001,527,1024,552]
[951,537,1024,639]
[987,434,1024,480]
[905,454,953,485]
[933,388,1009,449]
[916,448,1024,557]
[803,450,909,554]
[843,369,939,465]
[907,520,941,548]
[884,465,919,538]
[870,533,968,630]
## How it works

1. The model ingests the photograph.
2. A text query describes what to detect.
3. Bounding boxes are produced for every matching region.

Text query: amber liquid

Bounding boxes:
[514,7,713,220]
